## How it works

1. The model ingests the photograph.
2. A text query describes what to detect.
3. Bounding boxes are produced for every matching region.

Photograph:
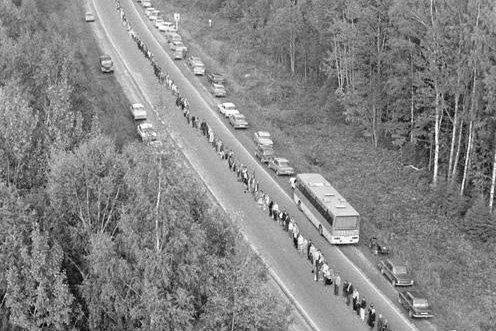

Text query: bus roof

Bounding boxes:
[296,173,359,218]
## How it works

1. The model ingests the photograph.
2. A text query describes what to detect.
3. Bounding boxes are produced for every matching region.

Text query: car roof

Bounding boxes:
[222,102,236,108]
[274,157,289,162]
[213,83,224,88]
[86,11,93,14]
[132,103,144,108]
[140,122,153,129]
[405,290,426,299]
[100,55,111,59]
[256,131,271,136]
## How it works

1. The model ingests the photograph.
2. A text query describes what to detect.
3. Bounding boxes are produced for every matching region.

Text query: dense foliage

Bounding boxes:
[180,0,496,206]
[0,0,289,330]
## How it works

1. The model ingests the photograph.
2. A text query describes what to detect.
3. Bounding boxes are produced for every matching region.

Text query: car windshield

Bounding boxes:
[333,216,358,230]
[235,114,245,120]
[395,266,407,274]
[413,298,429,308]
[133,104,144,110]
[261,148,274,155]
[278,161,290,167]
[224,104,236,110]
[259,131,270,138]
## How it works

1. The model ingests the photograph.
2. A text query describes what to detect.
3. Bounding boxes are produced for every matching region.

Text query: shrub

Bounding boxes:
[461,196,496,243]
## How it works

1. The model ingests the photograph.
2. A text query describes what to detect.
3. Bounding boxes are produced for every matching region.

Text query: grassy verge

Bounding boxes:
[54,0,138,147]
[150,1,496,330]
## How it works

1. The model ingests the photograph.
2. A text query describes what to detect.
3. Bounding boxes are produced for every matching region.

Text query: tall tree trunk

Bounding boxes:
[460,118,474,196]
[410,50,415,143]
[489,131,496,212]
[432,89,441,187]
[461,2,480,195]
[447,92,460,182]
[451,118,464,181]
[155,158,162,252]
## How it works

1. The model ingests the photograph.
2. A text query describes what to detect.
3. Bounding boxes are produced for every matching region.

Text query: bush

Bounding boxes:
[461,196,496,243]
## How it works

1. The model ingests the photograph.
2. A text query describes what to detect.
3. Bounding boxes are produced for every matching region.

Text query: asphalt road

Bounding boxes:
[88,0,434,330]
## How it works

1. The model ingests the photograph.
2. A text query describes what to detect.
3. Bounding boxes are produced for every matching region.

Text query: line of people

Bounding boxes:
[112,2,393,330]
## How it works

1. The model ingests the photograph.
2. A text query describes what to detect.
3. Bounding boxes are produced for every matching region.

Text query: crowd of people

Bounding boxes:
[111,1,394,329]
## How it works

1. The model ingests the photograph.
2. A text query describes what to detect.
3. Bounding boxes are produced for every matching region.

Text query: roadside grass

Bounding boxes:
[47,0,138,148]
[153,1,496,330]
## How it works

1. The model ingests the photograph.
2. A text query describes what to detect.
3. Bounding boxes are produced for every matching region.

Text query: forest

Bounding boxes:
[189,0,496,208]
[0,0,289,330]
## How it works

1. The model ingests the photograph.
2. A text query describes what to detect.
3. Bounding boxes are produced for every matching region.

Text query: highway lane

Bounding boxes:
[91,0,425,330]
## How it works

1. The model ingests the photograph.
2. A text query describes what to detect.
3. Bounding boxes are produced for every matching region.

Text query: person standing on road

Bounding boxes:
[297,234,304,254]
[322,263,331,287]
[382,319,390,331]
[367,304,376,328]
[352,288,359,314]
[359,297,367,321]
[307,240,313,262]
[268,200,274,217]
[263,193,269,211]
[376,314,384,331]
[334,273,341,296]
[345,281,353,306]
[272,202,279,221]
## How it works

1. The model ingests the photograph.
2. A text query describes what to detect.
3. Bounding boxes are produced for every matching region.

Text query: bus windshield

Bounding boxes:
[334,216,358,230]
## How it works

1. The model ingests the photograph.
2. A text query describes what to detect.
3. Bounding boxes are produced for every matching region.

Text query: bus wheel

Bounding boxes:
[318,225,323,236]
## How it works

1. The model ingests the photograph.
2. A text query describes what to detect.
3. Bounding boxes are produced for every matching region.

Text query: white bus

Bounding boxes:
[293,173,359,244]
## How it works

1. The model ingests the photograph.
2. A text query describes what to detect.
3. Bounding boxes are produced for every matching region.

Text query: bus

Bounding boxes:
[293,173,359,244]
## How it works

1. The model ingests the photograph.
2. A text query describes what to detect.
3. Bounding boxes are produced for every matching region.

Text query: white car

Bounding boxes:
[148,10,160,21]
[155,17,165,28]
[268,157,295,176]
[158,21,177,33]
[137,122,158,144]
[169,40,186,51]
[142,0,151,7]
[253,131,273,146]
[144,7,155,16]
[130,103,147,121]
[217,102,240,117]
[229,113,249,129]
[85,11,95,22]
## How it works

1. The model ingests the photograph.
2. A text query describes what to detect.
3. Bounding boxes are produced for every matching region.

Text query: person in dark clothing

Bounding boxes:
[345,282,353,306]
[359,297,367,320]
[306,240,312,261]
[376,314,384,331]
[268,200,274,217]
[367,304,376,328]
[382,319,390,331]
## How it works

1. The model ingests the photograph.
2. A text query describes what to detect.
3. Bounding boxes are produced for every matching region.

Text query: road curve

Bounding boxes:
[89,0,427,330]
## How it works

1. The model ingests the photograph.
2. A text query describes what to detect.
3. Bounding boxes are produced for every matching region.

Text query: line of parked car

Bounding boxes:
[368,238,434,319]
[136,0,297,178]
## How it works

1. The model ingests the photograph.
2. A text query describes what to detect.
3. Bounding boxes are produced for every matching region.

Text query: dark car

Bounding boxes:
[378,260,414,286]
[399,291,434,318]
[99,55,114,73]
[207,72,225,84]
[255,144,274,164]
